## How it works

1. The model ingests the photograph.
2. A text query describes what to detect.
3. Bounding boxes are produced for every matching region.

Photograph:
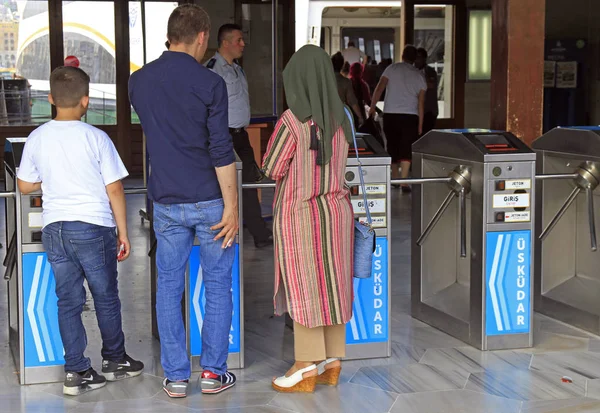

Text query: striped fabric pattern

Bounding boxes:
[263,110,354,328]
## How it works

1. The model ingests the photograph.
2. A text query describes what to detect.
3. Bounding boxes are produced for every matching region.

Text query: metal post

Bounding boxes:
[272,0,278,117]
[587,187,597,252]
[458,188,467,258]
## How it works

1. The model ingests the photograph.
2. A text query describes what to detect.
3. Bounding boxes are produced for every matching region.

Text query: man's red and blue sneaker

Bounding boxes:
[199,370,236,394]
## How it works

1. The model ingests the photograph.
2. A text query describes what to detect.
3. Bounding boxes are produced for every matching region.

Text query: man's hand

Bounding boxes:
[368,106,376,118]
[117,235,131,262]
[418,125,423,136]
[211,205,239,248]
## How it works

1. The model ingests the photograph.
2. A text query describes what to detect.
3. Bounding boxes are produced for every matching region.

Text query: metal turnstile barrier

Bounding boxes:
[344,133,391,359]
[149,156,245,370]
[2,138,147,385]
[247,134,392,359]
[410,130,536,350]
[532,127,600,334]
[4,138,64,384]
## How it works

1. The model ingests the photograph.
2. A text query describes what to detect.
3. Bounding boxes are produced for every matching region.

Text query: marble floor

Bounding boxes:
[2,183,600,412]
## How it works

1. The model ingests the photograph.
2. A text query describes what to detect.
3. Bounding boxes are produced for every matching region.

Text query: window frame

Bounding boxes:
[0,0,187,173]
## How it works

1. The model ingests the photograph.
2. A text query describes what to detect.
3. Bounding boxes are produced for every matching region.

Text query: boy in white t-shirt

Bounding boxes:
[17,66,144,396]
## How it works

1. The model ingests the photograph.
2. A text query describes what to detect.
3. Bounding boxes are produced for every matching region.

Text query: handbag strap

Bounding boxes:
[344,107,372,226]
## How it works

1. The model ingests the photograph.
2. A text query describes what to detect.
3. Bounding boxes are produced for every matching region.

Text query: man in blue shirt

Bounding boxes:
[129,4,238,398]
[206,24,272,248]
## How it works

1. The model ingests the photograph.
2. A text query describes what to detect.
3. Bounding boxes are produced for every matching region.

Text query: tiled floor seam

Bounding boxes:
[267,394,302,413]
[386,393,401,413]
[35,389,84,405]
[159,394,277,412]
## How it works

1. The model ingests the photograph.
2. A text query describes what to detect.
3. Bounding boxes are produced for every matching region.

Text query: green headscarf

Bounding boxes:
[283,44,354,165]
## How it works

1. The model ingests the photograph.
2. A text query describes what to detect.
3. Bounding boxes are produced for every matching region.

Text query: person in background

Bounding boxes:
[206,24,273,248]
[415,47,439,135]
[342,40,365,65]
[263,44,354,394]
[369,45,426,192]
[362,55,378,92]
[129,4,238,398]
[331,52,364,127]
[374,58,393,101]
[340,61,350,79]
[349,62,371,125]
[17,66,144,396]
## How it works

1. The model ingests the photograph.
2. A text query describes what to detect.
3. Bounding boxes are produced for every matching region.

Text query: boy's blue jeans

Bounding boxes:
[42,221,125,373]
[153,199,234,381]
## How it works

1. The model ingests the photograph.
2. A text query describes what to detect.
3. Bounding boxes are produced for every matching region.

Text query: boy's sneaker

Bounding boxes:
[101,354,144,381]
[63,368,106,396]
[200,370,236,394]
[162,378,189,398]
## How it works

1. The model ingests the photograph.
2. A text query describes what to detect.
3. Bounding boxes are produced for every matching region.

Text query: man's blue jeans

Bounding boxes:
[153,199,234,381]
[42,221,125,373]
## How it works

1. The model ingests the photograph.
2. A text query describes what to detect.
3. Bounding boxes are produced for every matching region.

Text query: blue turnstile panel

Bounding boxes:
[22,253,64,367]
[346,237,388,344]
[188,244,241,356]
[485,231,531,336]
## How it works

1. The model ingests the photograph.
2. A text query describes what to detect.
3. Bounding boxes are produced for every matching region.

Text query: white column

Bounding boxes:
[331,25,341,54]
[295,0,310,51]
[443,6,454,119]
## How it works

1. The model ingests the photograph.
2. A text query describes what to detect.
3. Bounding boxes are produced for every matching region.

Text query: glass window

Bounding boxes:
[240,0,277,117]
[14,1,50,125]
[129,1,178,123]
[468,10,492,81]
[374,40,381,63]
[415,5,455,119]
[62,1,116,125]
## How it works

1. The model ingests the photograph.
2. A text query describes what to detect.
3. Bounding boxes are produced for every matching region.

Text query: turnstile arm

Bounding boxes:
[539,186,581,242]
[535,173,579,181]
[538,163,600,251]
[416,190,456,247]
[390,177,452,186]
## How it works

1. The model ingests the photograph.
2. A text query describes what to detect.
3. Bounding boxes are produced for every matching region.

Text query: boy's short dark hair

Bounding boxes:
[331,52,344,73]
[167,4,211,45]
[416,47,428,58]
[218,23,242,46]
[49,66,90,108]
[402,45,418,63]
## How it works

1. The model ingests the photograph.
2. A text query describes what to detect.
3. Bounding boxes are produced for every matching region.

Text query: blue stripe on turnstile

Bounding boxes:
[436,129,502,133]
[485,231,531,336]
[22,253,65,367]
[557,125,600,130]
[346,237,388,344]
[189,244,241,356]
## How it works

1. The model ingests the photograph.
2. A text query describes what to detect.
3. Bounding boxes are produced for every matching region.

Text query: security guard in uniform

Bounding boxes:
[206,24,272,248]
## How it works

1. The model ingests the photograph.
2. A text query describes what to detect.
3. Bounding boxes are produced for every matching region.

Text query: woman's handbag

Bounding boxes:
[345,107,376,279]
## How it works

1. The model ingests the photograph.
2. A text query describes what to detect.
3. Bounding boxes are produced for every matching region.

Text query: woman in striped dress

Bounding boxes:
[262,45,354,393]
